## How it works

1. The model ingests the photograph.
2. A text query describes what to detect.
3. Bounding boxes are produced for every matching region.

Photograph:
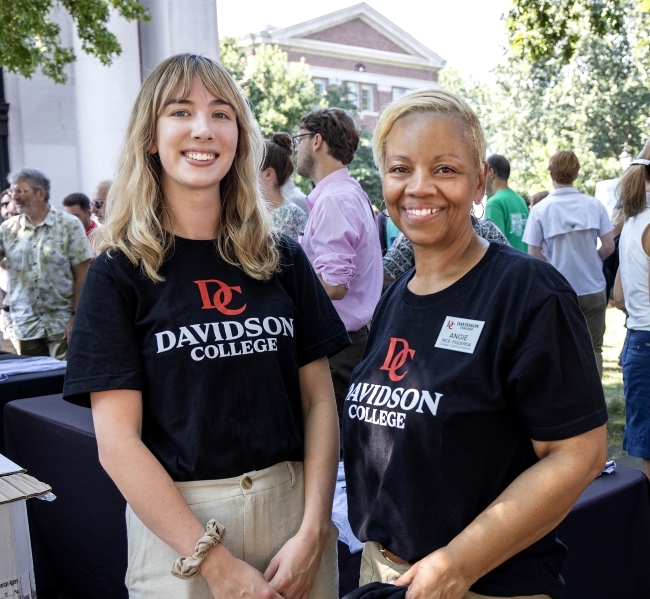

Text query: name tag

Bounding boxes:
[434,316,485,354]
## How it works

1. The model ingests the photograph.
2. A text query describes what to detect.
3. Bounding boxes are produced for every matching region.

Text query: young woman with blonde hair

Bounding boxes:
[343,88,607,598]
[63,53,348,599]
[614,138,650,480]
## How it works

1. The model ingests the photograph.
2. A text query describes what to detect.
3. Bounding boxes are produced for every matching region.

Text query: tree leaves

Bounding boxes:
[0,0,148,84]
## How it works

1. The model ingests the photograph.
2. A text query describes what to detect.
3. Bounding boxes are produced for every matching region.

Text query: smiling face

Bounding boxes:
[151,76,239,203]
[383,112,486,251]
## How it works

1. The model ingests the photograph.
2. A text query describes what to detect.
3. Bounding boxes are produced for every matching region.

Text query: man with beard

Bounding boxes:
[294,108,382,430]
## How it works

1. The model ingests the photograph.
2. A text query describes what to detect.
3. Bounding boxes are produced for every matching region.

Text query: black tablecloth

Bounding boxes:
[557,467,650,598]
[0,356,65,452]
[4,395,127,599]
[5,393,650,599]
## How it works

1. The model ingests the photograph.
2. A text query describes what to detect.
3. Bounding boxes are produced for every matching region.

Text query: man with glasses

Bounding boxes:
[294,108,382,435]
[91,179,111,224]
[0,168,93,359]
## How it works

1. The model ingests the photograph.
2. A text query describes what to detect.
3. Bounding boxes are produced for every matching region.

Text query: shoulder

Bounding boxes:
[0,215,21,235]
[52,209,86,234]
[276,234,309,269]
[489,243,574,295]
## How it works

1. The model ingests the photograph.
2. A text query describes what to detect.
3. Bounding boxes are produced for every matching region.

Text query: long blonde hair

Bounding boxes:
[616,138,650,222]
[372,88,486,176]
[95,53,278,282]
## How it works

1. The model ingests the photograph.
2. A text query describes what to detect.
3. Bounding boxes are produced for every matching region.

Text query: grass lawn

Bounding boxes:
[602,306,627,457]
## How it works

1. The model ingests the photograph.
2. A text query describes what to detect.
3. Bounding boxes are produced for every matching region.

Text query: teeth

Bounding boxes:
[185,152,215,161]
[407,208,441,216]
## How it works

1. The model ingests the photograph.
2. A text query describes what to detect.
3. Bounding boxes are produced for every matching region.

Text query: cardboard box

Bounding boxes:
[0,453,52,599]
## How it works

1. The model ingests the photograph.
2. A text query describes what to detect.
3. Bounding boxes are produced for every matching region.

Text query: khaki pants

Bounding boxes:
[360,542,550,599]
[12,332,67,360]
[577,289,607,377]
[126,461,338,599]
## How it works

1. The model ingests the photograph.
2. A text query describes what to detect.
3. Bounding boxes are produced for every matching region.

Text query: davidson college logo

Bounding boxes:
[194,279,247,315]
[380,337,415,382]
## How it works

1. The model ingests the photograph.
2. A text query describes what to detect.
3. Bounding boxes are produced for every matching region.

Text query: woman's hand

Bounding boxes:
[264,526,329,599]
[202,544,283,599]
[394,548,472,599]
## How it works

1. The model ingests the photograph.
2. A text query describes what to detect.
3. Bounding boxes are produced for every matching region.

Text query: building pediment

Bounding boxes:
[241,3,446,70]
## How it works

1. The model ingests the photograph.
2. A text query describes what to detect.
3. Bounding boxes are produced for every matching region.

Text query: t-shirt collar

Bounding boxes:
[548,187,578,198]
[306,167,349,211]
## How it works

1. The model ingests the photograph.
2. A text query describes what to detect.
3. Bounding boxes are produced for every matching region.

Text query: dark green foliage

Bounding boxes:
[0,0,149,83]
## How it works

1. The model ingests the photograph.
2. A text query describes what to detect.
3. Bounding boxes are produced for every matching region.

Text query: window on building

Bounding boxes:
[392,87,408,101]
[344,81,359,107]
[312,77,326,96]
[360,84,374,111]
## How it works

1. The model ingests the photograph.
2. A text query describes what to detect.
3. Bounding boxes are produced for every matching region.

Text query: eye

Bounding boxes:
[388,166,409,174]
[213,110,231,119]
[170,109,189,117]
[437,166,456,174]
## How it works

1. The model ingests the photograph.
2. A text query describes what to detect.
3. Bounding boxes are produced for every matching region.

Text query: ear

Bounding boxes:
[312,133,325,153]
[148,141,158,155]
[475,161,488,202]
[261,167,275,183]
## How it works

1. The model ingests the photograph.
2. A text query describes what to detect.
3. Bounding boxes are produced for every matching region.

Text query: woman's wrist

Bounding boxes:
[298,518,331,549]
[199,542,231,582]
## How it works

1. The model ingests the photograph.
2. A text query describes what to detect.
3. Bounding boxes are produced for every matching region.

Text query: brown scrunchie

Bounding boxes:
[171,520,226,580]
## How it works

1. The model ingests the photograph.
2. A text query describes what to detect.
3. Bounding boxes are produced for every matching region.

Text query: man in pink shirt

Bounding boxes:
[295,107,383,420]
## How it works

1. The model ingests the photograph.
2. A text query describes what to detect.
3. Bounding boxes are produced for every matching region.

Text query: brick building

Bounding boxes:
[239,3,446,130]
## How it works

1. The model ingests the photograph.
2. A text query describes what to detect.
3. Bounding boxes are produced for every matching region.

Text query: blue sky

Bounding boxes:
[217,0,514,81]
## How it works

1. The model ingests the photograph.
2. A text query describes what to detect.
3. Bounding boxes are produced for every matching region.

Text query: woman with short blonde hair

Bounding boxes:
[343,88,607,598]
[64,54,348,599]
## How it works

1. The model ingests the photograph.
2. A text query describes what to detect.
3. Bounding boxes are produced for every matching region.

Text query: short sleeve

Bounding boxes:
[67,217,94,266]
[278,237,350,367]
[505,287,608,440]
[598,202,614,236]
[63,255,144,407]
[522,208,544,247]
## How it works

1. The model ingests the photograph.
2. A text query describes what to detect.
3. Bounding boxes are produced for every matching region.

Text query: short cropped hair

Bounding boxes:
[548,151,580,184]
[62,192,91,211]
[299,108,359,165]
[487,154,510,181]
[7,167,50,202]
[373,88,486,176]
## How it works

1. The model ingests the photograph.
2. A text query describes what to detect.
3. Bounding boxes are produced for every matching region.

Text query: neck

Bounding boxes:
[25,203,50,226]
[489,178,509,194]
[408,224,489,295]
[265,186,285,211]
[552,181,574,189]
[162,178,221,240]
[311,162,345,186]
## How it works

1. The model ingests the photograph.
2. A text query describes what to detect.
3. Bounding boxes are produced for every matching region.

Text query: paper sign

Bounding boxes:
[434,316,485,354]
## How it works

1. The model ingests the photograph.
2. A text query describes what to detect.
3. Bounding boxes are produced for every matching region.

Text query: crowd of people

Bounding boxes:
[0,51,647,599]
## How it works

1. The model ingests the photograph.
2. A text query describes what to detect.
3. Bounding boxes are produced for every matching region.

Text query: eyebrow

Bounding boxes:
[164,98,232,108]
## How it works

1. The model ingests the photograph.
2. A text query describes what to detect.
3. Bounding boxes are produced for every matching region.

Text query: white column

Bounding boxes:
[139,0,220,78]
[73,9,141,196]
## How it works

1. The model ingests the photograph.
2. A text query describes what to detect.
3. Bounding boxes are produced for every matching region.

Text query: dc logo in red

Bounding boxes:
[446,320,455,329]
[380,337,415,382]
[193,279,247,315]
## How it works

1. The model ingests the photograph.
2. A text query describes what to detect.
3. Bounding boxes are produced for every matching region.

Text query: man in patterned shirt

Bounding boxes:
[0,168,93,359]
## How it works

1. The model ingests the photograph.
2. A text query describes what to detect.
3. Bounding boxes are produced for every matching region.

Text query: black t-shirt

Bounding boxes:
[64,236,349,481]
[343,242,607,599]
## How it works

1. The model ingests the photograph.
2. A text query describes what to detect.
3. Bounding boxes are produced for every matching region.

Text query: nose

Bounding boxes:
[191,113,214,141]
[405,167,435,198]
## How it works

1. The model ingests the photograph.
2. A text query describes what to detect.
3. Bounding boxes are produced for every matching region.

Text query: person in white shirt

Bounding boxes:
[523,150,615,375]
[613,139,650,480]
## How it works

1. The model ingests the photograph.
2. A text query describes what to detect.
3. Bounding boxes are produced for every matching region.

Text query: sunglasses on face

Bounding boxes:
[93,200,104,209]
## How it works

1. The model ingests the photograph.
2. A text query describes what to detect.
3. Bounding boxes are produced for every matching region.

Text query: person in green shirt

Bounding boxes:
[485,154,529,251]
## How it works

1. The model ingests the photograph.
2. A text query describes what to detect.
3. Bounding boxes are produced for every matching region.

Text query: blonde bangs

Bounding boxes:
[94,54,278,282]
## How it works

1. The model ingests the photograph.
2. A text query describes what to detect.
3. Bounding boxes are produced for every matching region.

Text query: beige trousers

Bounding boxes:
[360,542,550,599]
[12,332,67,360]
[126,461,338,599]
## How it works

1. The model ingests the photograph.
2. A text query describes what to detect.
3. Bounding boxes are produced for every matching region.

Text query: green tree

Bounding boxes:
[507,0,650,64]
[220,37,318,137]
[0,0,149,84]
